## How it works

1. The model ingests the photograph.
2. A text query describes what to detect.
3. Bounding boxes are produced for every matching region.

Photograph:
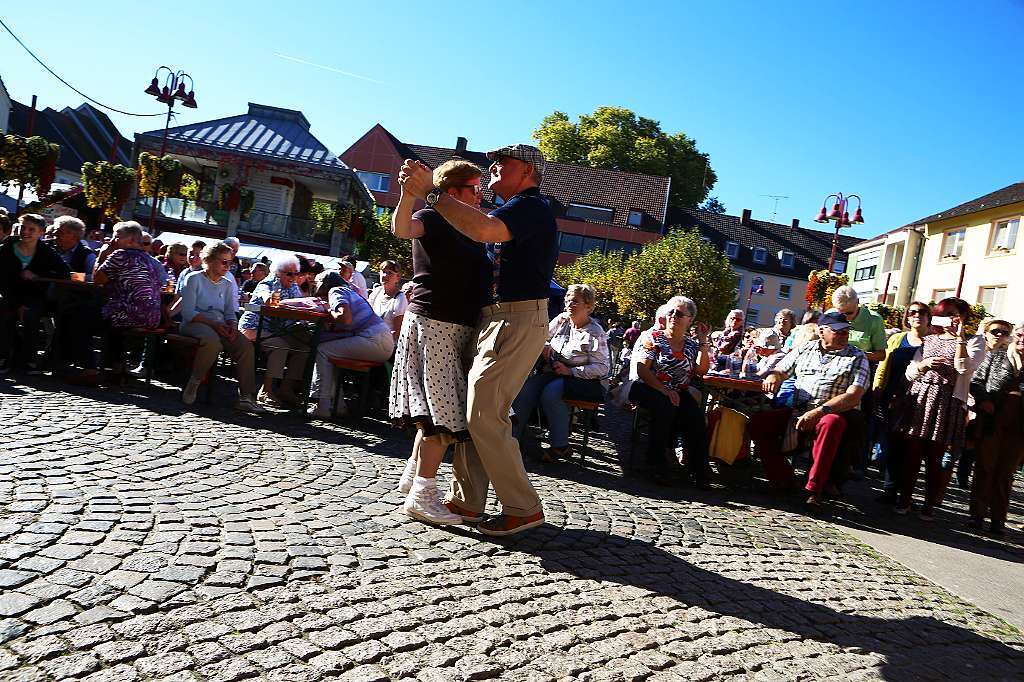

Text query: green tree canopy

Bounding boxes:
[356,208,412,275]
[533,106,716,210]
[553,249,628,323]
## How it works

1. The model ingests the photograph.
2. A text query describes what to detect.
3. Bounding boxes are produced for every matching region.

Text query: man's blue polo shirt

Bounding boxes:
[488,186,558,303]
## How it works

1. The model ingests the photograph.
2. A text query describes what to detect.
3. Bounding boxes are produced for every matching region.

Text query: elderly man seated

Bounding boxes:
[755,310,870,507]
[52,216,97,280]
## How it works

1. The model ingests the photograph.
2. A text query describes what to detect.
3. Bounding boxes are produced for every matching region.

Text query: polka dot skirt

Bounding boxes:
[389,311,475,439]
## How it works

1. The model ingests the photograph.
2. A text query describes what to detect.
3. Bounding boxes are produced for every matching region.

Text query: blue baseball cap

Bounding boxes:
[820,309,852,330]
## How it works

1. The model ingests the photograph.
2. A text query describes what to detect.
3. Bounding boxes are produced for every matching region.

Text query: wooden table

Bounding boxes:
[34,276,100,290]
[254,304,330,411]
[701,373,772,415]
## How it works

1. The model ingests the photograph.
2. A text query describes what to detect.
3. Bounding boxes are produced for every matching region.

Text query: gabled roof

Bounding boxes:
[912,182,1024,226]
[138,103,348,171]
[9,100,132,172]
[671,207,863,278]
[400,141,671,229]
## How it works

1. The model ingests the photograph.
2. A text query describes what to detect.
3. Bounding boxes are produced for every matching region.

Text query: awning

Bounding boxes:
[152,231,368,272]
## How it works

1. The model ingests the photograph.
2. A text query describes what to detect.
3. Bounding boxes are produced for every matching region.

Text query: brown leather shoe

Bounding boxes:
[444,501,483,523]
[478,511,545,536]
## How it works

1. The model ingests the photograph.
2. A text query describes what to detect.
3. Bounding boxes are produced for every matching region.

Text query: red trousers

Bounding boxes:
[749,409,862,493]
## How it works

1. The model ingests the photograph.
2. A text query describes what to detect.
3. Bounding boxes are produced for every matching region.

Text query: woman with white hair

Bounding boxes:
[628,295,712,487]
[715,309,745,356]
[512,283,610,462]
[238,253,308,408]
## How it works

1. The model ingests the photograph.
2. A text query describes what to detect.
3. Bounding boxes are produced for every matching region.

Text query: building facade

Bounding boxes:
[340,124,671,264]
[672,208,862,326]
[911,182,1024,320]
[845,226,925,307]
[0,76,10,134]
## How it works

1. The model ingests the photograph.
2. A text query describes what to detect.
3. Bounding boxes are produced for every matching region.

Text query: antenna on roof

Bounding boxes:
[760,194,789,222]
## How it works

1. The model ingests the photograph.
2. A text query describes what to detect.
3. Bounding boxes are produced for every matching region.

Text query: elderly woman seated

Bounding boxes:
[308,277,394,418]
[238,253,309,408]
[512,284,610,461]
[179,241,264,413]
[625,295,712,487]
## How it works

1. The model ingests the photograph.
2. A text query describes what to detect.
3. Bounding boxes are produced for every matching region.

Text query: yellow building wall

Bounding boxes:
[914,201,1024,321]
[735,267,807,327]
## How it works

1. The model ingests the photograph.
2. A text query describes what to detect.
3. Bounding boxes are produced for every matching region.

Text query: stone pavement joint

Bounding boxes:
[0,382,1022,680]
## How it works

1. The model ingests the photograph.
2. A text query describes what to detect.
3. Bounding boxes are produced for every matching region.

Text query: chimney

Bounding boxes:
[455,136,468,155]
[740,209,752,225]
[791,218,800,230]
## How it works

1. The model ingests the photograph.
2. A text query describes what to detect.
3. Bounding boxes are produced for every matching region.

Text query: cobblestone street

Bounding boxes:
[1,379,1023,681]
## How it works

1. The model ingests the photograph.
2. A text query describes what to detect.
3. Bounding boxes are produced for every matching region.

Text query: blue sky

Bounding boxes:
[3,1,1023,238]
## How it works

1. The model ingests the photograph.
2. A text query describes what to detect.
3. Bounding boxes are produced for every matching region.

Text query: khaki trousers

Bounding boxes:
[449,299,547,517]
[260,335,308,382]
[180,322,257,398]
[970,394,1024,524]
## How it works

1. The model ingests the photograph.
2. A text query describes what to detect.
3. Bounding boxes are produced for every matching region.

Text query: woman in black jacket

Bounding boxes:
[968,324,1024,535]
[0,214,70,373]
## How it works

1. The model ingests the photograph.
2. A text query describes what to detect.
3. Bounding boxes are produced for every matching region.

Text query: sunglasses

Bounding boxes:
[907,309,929,316]
[280,271,298,277]
[217,259,232,265]
[989,328,1011,337]
[667,309,692,318]
[454,184,482,194]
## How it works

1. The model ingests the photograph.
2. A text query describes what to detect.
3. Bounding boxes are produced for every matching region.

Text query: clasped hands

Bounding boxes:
[397,159,434,200]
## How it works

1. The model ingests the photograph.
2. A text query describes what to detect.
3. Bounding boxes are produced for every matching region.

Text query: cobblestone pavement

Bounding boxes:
[1,378,1023,681]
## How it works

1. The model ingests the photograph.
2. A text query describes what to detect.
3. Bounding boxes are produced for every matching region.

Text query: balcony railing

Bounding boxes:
[134,197,228,227]
[240,210,332,246]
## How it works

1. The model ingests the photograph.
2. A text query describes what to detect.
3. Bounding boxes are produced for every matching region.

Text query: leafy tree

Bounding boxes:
[699,196,726,213]
[356,208,412,275]
[533,107,716,210]
[615,229,736,328]
[554,249,627,323]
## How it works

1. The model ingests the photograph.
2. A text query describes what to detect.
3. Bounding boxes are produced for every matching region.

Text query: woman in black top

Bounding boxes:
[0,214,71,374]
[389,159,489,525]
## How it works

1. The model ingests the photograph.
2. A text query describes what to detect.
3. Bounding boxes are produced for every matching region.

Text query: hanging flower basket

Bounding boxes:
[82,161,136,216]
[806,269,849,312]
[138,152,184,198]
[0,134,60,195]
[239,189,255,220]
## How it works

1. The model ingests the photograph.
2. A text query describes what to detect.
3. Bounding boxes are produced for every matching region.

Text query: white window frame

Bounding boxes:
[779,283,792,300]
[778,251,795,268]
[746,305,760,324]
[356,171,390,193]
[832,260,847,273]
[752,247,767,264]
[932,288,955,302]
[627,210,643,227]
[977,285,1007,315]
[725,241,739,259]
[989,218,1019,254]
[940,228,965,260]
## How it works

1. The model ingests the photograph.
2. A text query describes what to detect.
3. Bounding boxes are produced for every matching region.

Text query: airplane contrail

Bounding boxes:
[273,53,387,85]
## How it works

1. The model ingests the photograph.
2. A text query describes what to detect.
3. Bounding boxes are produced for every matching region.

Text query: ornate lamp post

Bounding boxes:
[814,192,864,272]
[142,67,197,230]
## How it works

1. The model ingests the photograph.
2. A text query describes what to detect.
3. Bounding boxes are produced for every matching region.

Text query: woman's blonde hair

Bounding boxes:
[1008,324,1024,373]
[566,283,596,306]
[202,241,233,264]
[166,242,188,259]
[433,159,482,191]
[790,322,820,348]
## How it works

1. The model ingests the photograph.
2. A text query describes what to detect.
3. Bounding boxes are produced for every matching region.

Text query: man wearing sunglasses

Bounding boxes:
[398,144,557,536]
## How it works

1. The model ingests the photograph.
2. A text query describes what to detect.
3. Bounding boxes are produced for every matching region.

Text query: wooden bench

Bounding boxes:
[563,398,601,465]
[120,327,172,384]
[328,357,385,418]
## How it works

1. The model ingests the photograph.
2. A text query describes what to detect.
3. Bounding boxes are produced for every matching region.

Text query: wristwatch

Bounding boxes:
[425,187,443,207]
[820,405,834,415]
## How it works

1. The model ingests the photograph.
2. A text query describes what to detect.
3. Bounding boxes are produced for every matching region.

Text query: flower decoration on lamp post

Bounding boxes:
[142,66,197,230]
[814,192,863,272]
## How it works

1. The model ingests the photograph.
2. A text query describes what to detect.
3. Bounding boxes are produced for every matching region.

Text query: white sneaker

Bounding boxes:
[236,397,267,414]
[182,378,201,405]
[128,363,147,378]
[402,486,462,525]
[398,459,417,494]
[307,405,333,419]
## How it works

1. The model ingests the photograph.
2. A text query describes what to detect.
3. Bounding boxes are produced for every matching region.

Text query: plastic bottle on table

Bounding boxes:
[269,290,281,307]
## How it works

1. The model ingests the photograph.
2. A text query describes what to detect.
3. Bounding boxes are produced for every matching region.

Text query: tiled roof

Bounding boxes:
[912,182,1024,226]
[670,207,864,278]
[9,100,132,172]
[138,103,348,171]
[403,143,670,229]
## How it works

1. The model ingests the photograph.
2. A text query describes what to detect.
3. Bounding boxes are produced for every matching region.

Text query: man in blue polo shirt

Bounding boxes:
[399,144,556,536]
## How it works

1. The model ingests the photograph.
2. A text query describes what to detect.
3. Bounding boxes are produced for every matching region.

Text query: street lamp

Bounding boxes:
[143,66,197,230]
[814,192,863,272]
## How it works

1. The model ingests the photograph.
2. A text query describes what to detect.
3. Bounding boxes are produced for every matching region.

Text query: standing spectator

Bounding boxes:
[390,159,489,525]
[239,254,308,408]
[0,214,70,374]
[773,309,796,346]
[398,143,555,535]
[342,255,368,298]
[871,302,932,502]
[512,283,610,462]
[968,324,1024,535]
[895,298,985,520]
[52,216,97,281]
[623,320,642,350]
[957,318,1013,489]
[179,241,264,413]
[762,311,871,506]
[368,260,408,340]
[628,296,712,487]
[715,309,745,356]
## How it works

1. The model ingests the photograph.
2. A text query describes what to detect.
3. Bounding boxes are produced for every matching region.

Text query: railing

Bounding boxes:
[240,210,333,246]
[133,198,227,227]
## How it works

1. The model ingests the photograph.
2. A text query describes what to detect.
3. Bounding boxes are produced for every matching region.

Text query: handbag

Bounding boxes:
[562,376,606,403]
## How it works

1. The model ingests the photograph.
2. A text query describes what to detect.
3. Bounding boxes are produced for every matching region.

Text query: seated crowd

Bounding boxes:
[1,210,1020,534]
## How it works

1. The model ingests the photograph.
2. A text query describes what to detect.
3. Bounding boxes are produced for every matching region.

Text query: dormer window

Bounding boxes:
[725,241,739,259]
[627,210,643,227]
[752,247,767,264]
[565,203,613,223]
[356,171,390,193]
[778,250,795,268]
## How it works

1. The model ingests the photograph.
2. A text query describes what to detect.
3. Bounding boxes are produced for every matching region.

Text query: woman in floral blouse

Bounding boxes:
[628,295,711,487]
[512,284,609,462]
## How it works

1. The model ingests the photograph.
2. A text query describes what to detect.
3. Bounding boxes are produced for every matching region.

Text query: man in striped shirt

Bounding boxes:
[762,310,869,506]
